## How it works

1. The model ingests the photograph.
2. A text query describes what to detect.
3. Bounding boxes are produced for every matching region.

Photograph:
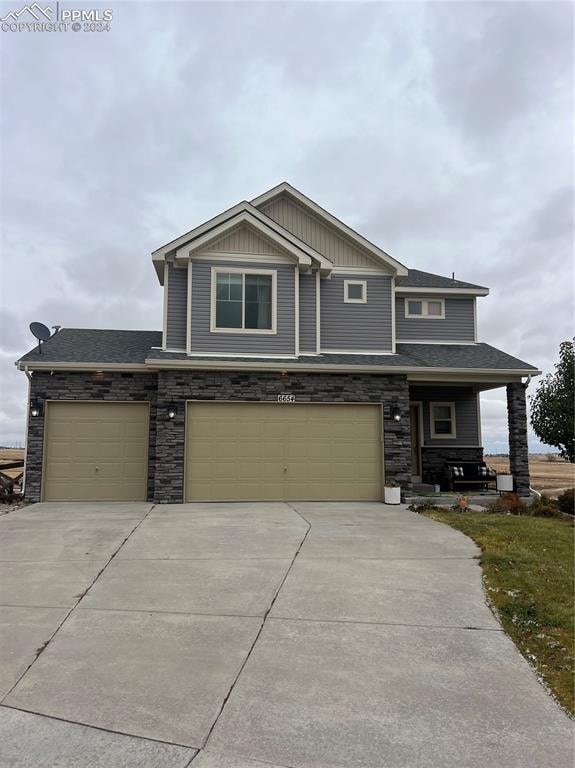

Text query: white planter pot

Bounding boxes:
[384,486,401,505]
[497,474,514,492]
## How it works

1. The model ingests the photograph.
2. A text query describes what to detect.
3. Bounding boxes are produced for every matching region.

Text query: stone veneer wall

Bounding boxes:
[24,369,412,503]
[24,371,158,502]
[507,382,531,496]
[155,370,412,502]
[421,446,484,489]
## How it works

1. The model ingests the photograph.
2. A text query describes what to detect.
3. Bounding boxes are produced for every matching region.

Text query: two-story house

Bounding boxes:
[17,183,539,503]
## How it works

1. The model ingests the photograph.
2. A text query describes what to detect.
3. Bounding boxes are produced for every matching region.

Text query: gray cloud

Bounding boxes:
[0,1,572,451]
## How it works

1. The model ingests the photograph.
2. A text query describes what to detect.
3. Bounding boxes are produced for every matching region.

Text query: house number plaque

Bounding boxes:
[277,394,295,403]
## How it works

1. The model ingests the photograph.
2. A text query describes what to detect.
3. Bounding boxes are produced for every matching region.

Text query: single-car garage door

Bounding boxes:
[42,401,149,502]
[185,402,383,502]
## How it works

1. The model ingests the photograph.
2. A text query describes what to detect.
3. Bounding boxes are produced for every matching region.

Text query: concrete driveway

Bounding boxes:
[0,501,572,768]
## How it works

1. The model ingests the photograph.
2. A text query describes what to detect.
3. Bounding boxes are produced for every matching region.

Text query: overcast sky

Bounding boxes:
[0,0,573,451]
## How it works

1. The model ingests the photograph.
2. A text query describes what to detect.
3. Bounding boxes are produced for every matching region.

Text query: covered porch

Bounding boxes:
[407,377,531,497]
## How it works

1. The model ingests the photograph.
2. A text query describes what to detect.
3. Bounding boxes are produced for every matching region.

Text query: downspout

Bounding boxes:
[20,364,32,496]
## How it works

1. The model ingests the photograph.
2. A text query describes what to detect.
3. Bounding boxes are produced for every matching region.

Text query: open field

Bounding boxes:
[486,454,575,496]
[0,448,25,501]
[0,447,25,481]
[0,448,25,461]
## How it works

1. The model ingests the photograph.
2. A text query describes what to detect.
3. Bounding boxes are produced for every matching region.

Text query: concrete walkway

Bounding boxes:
[0,501,572,767]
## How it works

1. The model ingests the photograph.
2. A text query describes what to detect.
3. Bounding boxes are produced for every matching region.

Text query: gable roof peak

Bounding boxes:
[250,182,408,276]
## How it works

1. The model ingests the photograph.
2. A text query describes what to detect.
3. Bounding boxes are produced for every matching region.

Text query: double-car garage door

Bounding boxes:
[41,401,383,502]
[185,402,383,502]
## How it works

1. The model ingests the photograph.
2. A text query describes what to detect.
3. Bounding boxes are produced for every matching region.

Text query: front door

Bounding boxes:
[410,403,422,482]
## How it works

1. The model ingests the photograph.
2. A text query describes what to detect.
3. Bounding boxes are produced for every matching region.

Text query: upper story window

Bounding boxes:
[430,402,457,438]
[344,280,367,304]
[211,268,276,334]
[405,298,445,319]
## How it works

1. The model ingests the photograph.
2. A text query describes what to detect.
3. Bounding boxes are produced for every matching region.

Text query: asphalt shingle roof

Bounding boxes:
[17,329,538,372]
[150,343,537,371]
[18,329,162,365]
[395,269,487,291]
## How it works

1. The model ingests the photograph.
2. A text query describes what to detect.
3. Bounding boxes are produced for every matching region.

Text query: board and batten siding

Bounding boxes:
[395,296,475,342]
[166,264,188,350]
[299,272,317,353]
[410,386,480,446]
[259,194,382,268]
[320,273,393,352]
[190,259,296,355]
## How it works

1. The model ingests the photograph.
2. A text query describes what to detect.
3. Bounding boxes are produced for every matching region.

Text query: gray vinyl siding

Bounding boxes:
[410,386,480,447]
[320,273,392,352]
[190,260,296,355]
[299,272,317,352]
[396,296,475,342]
[166,265,188,350]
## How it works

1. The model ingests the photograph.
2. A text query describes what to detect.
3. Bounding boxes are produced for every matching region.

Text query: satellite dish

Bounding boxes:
[29,322,52,355]
[30,322,51,342]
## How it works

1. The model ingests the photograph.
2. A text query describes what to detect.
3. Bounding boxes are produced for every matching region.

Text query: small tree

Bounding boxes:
[530,340,575,462]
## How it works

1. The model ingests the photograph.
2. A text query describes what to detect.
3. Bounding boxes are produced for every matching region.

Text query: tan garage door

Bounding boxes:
[43,401,149,502]
[185,402,383,502]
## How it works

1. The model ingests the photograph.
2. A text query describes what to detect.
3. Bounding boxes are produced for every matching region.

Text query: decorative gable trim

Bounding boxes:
[175,212,314,271]
[152,200,333,283]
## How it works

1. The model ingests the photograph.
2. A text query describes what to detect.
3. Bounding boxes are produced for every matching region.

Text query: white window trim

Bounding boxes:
[430,401,457,439]
[210,266,277,335]
[344,279,367,304]
[405,298,445,319]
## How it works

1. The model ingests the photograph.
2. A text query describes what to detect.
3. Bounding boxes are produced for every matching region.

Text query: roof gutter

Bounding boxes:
[15,358,541,379]
[15,361,152,372]
[144,357,541,377]
[395,286,489,296]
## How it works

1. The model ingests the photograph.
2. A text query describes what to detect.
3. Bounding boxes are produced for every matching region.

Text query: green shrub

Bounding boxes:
[490,492,527,515]
[408,501,444,514]
[528,498,562,518]
[557,488,574,516]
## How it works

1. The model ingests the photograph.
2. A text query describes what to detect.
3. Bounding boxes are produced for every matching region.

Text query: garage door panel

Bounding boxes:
[185,402,382,502]
[43,402,149,502]
[237,461,284,480]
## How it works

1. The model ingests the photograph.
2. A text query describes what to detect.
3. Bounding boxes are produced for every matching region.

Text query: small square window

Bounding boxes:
[344,280,367,304]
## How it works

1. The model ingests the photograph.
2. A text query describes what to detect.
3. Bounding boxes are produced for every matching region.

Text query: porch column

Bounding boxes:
[506,382,530,496]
